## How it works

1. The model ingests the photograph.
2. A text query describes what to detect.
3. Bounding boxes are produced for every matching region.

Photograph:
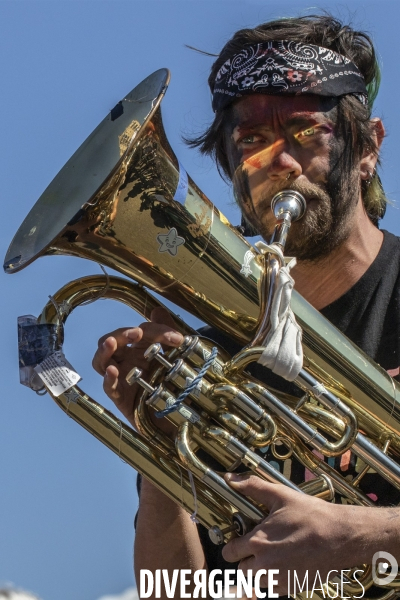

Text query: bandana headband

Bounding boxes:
[212,40,368,112]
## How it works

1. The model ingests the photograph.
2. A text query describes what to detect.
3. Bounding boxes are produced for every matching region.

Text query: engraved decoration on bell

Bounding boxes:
[187,205,212,238]
[157,227,185,256]
[118,120,141,157]
[240,249,255,278]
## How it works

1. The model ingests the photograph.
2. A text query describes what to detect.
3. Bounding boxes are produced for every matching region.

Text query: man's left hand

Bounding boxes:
[222,473,368,594]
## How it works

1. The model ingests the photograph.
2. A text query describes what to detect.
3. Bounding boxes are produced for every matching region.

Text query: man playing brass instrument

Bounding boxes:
[92,13,400,596]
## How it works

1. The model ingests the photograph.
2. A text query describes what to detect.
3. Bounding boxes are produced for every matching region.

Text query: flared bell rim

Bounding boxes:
[4,68,170,274]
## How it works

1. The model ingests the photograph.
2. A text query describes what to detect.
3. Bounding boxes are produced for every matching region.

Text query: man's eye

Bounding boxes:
[238,134,263,145]
[299,127,315,138]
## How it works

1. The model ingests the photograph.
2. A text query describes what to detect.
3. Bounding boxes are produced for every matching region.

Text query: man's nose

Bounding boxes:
[266,139,302,181]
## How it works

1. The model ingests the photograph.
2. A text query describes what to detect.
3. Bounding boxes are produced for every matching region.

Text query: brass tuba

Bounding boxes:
[5,70,400,598]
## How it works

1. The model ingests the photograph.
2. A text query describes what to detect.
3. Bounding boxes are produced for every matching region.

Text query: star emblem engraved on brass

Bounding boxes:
[57,300,72,316]
[240,249,255,278]
[157,227,185,256]
[64,388,80,403]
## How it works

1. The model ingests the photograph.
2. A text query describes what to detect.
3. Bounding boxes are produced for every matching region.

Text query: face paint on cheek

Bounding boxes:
[320,103,343,191]
[326,133,354,208]
[232,168,277,239]
[223,127,253,208]
[227,141,243,175]
[243,142,285,179]
[232,167,253,209]
[245,156,263,169]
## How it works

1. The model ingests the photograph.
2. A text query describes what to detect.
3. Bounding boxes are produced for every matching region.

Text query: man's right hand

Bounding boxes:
[92,307,184,428]
[93,308,207,583]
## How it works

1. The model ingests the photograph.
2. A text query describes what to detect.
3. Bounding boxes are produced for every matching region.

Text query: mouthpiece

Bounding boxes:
[271,190,306,222]
[270,190,306,249]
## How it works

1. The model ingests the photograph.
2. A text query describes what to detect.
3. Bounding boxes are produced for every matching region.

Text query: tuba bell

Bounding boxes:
[5,69,400,599]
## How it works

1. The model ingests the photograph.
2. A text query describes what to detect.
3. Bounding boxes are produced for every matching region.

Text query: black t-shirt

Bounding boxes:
[136,230,400,574]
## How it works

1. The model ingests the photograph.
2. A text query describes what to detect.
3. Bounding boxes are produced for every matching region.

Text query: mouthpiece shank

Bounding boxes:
[270,190,306,249]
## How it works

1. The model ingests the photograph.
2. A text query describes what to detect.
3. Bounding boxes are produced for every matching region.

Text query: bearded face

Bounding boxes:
[224,94,361,261]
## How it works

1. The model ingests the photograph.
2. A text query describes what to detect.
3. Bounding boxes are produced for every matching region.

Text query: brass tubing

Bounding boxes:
[216,410,274,448]
[248,255,278,348]
[353,434,400,490]
[159,361,276,448]
[224,347,265,377]
[341,566,375,595]
[39,275,196,336]
[205,426,302,492]
[52,385,235,534]
[176,422,265,525]
[242,380,351,457]
[296,368,358,452]
[136,369,271,472]
[180,336,229,382]
[135,382,242,471]
[298,370,400,490]
[39,276,377,509]
[289,432,374,506]
[210,384,277,446]
[298,475,334,501]
[227,353,357,455]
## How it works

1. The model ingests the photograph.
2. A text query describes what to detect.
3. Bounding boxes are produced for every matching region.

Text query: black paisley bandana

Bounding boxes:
[212,40,368,112]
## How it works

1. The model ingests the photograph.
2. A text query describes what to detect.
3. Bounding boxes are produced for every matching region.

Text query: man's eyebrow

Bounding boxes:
[231,114,329,132]
[233,120,273,131]
[284,115,321,128]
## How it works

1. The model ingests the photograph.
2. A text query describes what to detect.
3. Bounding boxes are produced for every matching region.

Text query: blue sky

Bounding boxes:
[1,1,400,599]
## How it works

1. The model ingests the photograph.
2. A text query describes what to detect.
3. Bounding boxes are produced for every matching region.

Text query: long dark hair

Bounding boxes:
[187,14,386,224]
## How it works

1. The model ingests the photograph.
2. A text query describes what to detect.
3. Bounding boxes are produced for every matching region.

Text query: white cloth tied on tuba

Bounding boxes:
[255,242,303,382]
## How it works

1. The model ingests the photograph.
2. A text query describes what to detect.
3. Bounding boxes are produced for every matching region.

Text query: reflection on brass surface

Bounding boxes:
[34,102,261,341]
[118,119,140,156]
[187,204,212,238]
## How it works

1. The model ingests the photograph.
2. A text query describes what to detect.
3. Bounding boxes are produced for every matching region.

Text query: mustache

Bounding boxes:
[232,167,331,213]
[259,179,331,210]
[232,165,357,262]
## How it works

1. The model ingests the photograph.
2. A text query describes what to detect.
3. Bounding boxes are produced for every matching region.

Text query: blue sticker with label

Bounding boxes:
[173,160,188,204]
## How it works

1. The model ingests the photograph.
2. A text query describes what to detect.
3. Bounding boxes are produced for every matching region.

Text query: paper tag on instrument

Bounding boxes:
[34,351,81,397]
[18,314,59,391]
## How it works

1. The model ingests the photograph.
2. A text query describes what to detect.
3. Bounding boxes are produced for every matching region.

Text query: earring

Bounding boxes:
[365,169,375,187]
